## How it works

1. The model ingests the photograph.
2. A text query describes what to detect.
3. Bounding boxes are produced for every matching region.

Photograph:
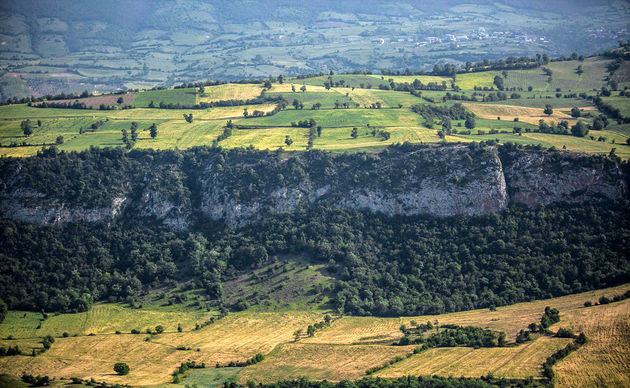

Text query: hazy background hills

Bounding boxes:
[0,0,629,100]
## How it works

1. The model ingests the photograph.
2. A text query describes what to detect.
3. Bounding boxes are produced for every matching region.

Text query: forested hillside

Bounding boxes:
[0,144,628,316]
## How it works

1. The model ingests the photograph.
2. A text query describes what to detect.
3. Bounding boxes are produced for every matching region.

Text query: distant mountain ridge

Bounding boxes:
[1,0,628,100]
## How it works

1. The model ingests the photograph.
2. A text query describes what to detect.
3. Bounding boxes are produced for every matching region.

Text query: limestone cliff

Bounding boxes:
[0,145,626,229]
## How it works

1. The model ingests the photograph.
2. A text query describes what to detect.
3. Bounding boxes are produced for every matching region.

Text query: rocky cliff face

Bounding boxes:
[502,150,627,208]
[0,145,626,229]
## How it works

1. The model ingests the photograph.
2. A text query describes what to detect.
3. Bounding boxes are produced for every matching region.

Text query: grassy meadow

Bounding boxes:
[0,284,627,387]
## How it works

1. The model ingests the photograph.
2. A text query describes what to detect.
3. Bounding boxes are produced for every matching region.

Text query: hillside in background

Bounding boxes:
[0,0,629,99]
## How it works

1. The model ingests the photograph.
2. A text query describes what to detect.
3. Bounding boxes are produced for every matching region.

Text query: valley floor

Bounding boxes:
[0,284,628,387]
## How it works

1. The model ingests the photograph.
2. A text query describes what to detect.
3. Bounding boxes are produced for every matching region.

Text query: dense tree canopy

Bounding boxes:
[0,146,628,316]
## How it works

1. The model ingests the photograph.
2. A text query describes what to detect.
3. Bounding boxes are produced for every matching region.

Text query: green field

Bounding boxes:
[1,63,630,159]
[455,71,500,90]
[601,96,630,119]
[132,88,198,108]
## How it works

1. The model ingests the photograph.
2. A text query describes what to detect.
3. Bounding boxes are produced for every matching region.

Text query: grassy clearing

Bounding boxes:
[178,367,242,388]
[601,96,630,119]
[455,71,500,90]
[222,256,335,309]
[546,58,610,91]
[0,304,214,339]
[267,91,356,109]
[132,88,198,108]
[347,89,425,108]
[503,69,548,91]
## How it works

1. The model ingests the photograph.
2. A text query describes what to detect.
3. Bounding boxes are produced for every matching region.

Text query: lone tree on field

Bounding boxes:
[465,116,475,130]
[570,107,581,118]
[544,104,553,116]
[284,135,293,147]
[21,120,33,137]
[114,362,130,375]
[571,121,589,137]
[117,97,124,104]
[56,136,64,145]
[351,127,358,138]
[150,123,158,139]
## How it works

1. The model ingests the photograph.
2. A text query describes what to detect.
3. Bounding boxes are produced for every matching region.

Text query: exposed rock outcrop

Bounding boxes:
[0,145,626,229]
[502,150,627,208]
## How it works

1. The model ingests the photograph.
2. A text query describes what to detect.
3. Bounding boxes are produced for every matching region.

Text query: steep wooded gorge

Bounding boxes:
[0,144,626,229]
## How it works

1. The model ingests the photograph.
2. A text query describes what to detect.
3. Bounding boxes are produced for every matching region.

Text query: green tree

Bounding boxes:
[300,85,307,93]
[493,75,504,90]
[442,118,452,134]
[316,126,323,137]
[55,136,64,145]
[21,120,33,136]
[293,329,302,342]
[155,325,164,334]
[114,362,130,375]
[177,324,182,333]
[0,299,6,324]
[117,97,124,104]
[307,325,315,337]
[498,332,506,347]
[571,121,588,137]
[543,104,553,116]
[570,107,581,118]
[150,123,158,139]
[465,116,475,130]
[351,128,358,138]
[284,135,293,147]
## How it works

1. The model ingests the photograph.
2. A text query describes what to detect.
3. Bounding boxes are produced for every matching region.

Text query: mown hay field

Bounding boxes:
[238,343,414,383]
[375,337,572,380]
[462,102,592,125]
[0,285,627,386]
[198,84,263,103]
